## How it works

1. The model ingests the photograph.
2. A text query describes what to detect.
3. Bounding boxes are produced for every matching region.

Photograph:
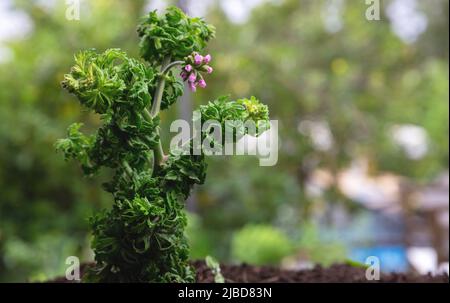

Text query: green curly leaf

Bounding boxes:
[138,7,215,65]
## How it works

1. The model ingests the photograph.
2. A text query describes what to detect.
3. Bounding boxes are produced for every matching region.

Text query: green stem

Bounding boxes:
[155,137,165,166]
[146,58,184,168]
[149,56,172,168]
[142,108,153,121]
[161,60,184,75]
[150,56,171,117]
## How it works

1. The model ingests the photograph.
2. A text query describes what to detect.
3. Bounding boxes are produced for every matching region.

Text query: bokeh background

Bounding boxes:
[0,0,448,282]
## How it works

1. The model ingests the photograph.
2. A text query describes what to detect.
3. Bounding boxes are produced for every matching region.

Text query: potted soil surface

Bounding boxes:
[50,261,448,283]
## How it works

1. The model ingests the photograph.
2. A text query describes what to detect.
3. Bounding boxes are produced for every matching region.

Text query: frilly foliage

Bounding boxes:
[195,95,270,140]
[138,6,215,65]
[56,6,270,282]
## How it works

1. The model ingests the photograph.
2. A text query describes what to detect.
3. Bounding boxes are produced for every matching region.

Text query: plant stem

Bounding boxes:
[146,58,184,168]
[150,56,171,117]
[161,60,184,75]
[155,137,165,166]
[149,56,171,167]
[142,108,153,121]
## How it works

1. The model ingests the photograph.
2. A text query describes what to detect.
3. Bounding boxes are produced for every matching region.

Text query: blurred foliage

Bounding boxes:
[231,224,293,265]
[228,222,346,267]
[0,0,148,282]
[200,0,448,181]
[0,0,448,281]
[295,221,347,267]
[192,0,448,262]
[185,212,214,260]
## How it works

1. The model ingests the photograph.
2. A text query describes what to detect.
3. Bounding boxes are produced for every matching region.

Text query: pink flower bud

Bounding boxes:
[203,54,211,64]
[188,72,197,83]
[205,66,213,74]
[184,64,192,72]
[194,54,203,65]
[198,79,207,88]
[189,82,197,92]
[180,71,188,80]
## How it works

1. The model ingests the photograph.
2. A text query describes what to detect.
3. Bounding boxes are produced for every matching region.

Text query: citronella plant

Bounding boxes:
[56,7,270,282]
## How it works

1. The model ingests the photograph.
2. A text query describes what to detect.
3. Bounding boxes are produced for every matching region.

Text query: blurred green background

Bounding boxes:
[0,0,448,282]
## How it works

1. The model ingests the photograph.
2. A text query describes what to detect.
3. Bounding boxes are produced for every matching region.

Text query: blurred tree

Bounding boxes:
[190,0,448,260]
[0,0,147,281]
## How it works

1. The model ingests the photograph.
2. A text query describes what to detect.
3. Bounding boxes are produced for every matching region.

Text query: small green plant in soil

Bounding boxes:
[205,256,225,283]
[55,7,270,282]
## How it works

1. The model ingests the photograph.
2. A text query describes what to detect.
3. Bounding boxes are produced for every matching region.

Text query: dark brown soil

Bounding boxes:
[50,261,448,283]
[193,261,449,283]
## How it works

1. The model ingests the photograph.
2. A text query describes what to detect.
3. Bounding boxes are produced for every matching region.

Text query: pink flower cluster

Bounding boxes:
[180,52,213,92]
